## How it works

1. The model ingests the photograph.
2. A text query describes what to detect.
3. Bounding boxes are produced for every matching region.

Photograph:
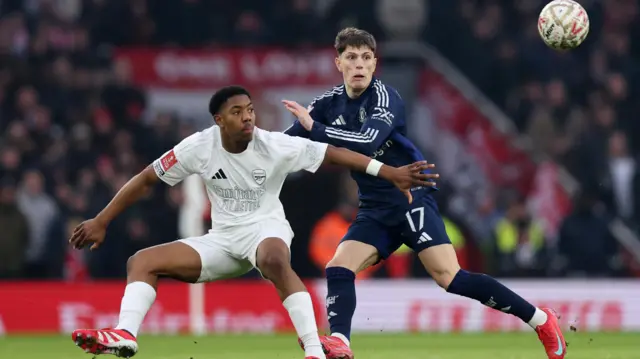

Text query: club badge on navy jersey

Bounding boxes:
[359,107,366,123]
[252,169,266,185]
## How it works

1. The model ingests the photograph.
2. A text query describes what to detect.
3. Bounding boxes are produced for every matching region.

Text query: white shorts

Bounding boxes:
[178,218,294,283]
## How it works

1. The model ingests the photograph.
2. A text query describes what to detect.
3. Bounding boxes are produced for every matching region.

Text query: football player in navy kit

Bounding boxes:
[284,27,566,359]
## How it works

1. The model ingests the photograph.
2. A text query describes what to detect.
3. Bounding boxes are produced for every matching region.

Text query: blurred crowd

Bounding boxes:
[0,0,637,280]
[0,0,201,279]
[432,0,640,223]
[429,0,640,277]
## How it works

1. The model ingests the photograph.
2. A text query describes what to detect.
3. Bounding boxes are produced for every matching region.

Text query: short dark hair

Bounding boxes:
[334,27,376,55]
[208,86,251,115]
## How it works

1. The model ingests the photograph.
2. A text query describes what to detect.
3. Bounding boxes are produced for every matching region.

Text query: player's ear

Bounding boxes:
[334,56,343,73]
[213,114,223,127]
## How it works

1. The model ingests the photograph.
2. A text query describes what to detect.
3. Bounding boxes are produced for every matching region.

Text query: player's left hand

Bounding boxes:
[390,161,438,203]
[69,218,108,251]
[282,100,314,131]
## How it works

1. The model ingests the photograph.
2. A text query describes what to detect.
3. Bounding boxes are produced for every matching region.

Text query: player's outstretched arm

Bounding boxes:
[280,132,437,202]
[283,83,400,155]
[323,145,438,203]
[96,166,159,225]
[69,166,159,250]
[70,130,207,251]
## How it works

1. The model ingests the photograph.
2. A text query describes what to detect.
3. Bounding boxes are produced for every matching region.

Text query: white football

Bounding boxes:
[538,0,589,50]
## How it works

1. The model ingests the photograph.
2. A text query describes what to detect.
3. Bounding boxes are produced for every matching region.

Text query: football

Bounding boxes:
[538,0,589,50]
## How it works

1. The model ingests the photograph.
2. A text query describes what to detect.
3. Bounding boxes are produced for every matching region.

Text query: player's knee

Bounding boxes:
[326,254,368,273]
[257,251,291,279]
[325,255,353,271]
[126,253,139,273]
[126,250,156,275]
[431,268,458,290]
[256,237,292,279]
[421,256,461,289]
[425,260,461,290]
[418,244,461,290]
[326,241,379,273]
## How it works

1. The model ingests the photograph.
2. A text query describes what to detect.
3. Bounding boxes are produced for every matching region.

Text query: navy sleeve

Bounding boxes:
[283,94,328,139]
[309,82,401,155]
[283,120,309,138]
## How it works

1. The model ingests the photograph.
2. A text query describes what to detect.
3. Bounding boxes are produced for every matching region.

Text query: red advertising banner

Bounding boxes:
[114,48,342,89]
[0,282,188,334]
[2,280,638,334]
[202,281,324,333]
[114,48,342,131]
[0,281,324,335]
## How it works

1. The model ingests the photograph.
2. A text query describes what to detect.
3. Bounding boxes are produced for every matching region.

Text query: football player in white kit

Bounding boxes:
[68,86,438,359]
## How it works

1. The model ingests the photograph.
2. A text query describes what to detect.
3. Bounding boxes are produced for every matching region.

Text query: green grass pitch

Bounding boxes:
[1,332,637,359]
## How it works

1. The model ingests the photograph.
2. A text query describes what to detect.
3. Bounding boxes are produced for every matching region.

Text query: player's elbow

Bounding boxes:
[325,145,359,163]
[324,145,340,162]
[140,166,160,188]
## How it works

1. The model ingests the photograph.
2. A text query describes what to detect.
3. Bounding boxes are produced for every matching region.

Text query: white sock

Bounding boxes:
[283,292,325,359]
[331,333,350,347]
[528,307,549,329]
[115,281,157,337]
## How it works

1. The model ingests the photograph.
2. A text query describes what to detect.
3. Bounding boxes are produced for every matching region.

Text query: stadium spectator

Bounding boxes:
[0,178,29,279]
[17,169,59,277]
[557,190,623,277]
[492,196,547,277]
[525,79,586,162]
[597,131,640,225]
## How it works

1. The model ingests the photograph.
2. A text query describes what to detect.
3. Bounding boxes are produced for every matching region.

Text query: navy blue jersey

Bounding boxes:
[285,77,437,223]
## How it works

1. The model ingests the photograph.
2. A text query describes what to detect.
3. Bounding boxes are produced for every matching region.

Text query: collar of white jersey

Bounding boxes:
[214,125,259,155]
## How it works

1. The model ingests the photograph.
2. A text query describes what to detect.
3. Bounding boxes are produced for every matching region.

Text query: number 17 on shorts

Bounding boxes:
[401,196,451,251]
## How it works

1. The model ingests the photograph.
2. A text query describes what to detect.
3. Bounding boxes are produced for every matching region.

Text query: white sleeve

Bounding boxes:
[152,131,210,186]
[280,135,328,174]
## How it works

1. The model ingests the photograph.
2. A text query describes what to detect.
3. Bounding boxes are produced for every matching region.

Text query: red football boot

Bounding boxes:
[534,308,567,359]
[299,335,354,359]
[72,328,138,358]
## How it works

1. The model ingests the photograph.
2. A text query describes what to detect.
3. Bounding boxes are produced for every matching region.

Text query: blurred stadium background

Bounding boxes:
[1,0,639,358]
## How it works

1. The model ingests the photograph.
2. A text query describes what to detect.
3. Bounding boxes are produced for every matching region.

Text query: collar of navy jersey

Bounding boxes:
[340,76,377,101]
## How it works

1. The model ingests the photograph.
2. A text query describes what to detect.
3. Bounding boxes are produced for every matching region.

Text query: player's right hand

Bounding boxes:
[391,161,438,203]
[69,218,107,251]
[282,100,314,131]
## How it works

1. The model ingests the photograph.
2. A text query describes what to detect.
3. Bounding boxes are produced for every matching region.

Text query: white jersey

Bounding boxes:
[152,126,328,229]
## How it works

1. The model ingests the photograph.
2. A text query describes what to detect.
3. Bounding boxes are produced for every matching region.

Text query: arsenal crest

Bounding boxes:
[252,169,266,185]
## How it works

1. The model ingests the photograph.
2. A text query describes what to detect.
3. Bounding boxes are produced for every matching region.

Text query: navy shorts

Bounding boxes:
[342,195,451,259]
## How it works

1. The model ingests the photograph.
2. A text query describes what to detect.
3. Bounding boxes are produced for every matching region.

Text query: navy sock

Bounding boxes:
[325,267,356,340]
[447,269,536,323]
